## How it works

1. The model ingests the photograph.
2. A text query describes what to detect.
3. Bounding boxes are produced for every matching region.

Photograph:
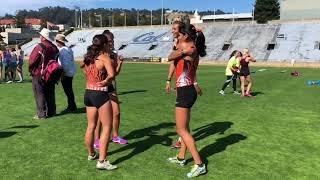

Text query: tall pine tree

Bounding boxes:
[254,0,280,24]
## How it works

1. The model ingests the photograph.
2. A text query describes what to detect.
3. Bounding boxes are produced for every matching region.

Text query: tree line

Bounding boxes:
[0,0,280,28]
[1,7,226,28]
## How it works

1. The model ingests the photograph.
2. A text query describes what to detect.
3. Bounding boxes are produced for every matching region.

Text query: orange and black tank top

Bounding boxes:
[174,58,198,88]
[84,61,108,91]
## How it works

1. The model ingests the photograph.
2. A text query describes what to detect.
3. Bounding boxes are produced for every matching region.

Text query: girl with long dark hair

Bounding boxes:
[82,34,117,170]
[167,24,207,178]
[94,30,128,150]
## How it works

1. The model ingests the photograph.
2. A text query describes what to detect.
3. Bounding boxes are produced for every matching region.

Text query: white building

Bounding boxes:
[281,0,320,20]
[190,10,203,24]
[202,13,253,22]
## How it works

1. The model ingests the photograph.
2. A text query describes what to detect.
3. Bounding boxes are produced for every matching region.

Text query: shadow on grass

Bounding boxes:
[56,107,86,117]
[11,125,39,129]
[0,125,39,138]
[0,132,17,138]
[109,122,176,165]
[118,90,147,96]
[193,122,234,141]
[188,134,247,166]
[250,92,264,97]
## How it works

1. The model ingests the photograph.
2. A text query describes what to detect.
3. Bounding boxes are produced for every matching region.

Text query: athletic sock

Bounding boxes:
[197,163,204,167]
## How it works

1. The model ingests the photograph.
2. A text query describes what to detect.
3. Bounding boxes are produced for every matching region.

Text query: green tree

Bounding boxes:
[15,15,25,28]
[254,0,280,24]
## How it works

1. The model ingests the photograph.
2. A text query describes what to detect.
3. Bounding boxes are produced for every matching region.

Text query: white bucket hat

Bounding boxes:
[39,28,51,41]
[55,34,68,43]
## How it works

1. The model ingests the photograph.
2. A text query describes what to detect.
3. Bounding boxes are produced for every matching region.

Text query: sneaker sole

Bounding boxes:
[97,166,118,170]
[112,140,128,145]
[187,169,207,178]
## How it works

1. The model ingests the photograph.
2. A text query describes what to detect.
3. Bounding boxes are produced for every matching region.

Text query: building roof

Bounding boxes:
[0,19,16,25]
[25,18,42,25]
[202,13,253,20]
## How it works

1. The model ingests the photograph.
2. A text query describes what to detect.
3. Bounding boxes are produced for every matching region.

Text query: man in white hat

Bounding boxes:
[55,34,77,113]
[29,28,59,119]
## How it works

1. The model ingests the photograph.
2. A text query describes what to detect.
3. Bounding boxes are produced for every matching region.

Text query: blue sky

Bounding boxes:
[1,0,256,16]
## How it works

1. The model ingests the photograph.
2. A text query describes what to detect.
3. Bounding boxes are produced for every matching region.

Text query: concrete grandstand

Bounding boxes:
[22,21,320,62]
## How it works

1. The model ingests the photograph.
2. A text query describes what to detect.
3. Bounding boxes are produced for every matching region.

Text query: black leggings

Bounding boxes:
[221,74,237,91]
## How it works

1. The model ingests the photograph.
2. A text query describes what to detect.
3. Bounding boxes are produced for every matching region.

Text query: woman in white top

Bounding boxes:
[55,34,77,112]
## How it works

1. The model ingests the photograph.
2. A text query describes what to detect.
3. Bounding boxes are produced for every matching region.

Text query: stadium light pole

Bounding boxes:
[124,11,127,27]
[89,12,91,28]
[80,9,83,29]
[74,9,77,28]
[161,0,164,26]
[94,14,102,27]
[252,5,255,24]
[137,10,139,26]
[232,8,235,26]
[112,13,114,27]
[214,8,216,23]
[151,10,153,26]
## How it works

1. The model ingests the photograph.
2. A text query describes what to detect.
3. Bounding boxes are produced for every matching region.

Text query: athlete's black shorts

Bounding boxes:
[239,71,250,77]
[176,85,197,108]
[84,89,110,109]
[107,81,116,93]
[107,84,116,93]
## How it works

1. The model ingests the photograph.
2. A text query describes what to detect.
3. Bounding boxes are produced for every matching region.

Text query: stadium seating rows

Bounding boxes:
[22,22,320,62]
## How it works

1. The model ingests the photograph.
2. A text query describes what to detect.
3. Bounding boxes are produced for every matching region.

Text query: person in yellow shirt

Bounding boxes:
[219,50,242,95]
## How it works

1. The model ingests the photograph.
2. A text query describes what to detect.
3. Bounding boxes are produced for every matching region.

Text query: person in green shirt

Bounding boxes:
[219,50,242,95]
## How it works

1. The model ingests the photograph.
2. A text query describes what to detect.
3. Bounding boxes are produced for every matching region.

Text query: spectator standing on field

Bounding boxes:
[55,34,77,113]
[29,28,59,119]
[16,45,24,83]
[4,47,10,82]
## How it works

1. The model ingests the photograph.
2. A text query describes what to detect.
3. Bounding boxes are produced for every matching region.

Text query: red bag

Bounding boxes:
[39,43,63,84]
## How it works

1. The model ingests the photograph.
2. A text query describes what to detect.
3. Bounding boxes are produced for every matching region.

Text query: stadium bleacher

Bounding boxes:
[22,22,320,62]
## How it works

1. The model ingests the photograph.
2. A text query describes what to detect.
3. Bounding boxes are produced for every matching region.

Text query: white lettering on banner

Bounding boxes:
[131,32,170,44]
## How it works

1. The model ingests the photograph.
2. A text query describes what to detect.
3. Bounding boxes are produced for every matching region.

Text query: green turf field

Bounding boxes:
[0,63,319,179]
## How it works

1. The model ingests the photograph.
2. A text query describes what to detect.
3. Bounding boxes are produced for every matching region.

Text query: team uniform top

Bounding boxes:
[240,58,250,76]
[175,58,199,88]
[84,62,108,91]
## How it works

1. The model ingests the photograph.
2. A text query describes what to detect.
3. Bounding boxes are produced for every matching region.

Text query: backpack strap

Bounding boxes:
[38,43,46,76]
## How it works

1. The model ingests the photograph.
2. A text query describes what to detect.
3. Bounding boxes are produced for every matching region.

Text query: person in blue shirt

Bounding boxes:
[4,47,10,82]
[6,47,17,83]
[0,49,4,81]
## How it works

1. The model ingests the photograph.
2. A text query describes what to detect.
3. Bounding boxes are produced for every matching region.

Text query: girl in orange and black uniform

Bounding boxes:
[82,34,117,170]
[167,24,207,178]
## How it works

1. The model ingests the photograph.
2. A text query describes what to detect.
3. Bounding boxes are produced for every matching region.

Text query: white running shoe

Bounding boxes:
[168,156,186,166]
[87,153,98,161]
[187,164,206,178]
[96,160,117,170]
[219,90,225,95]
